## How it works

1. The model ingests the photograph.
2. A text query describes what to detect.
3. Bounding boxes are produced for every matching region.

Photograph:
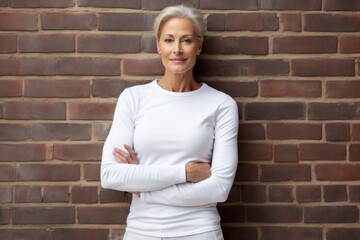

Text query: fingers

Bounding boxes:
[112,145,139,165]
[124,144,139,164]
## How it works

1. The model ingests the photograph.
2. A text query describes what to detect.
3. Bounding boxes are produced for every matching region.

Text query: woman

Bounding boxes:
[101,5,239,240]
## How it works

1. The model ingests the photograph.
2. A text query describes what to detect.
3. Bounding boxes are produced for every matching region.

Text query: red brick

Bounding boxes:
[324,185,348,202]
[69,102,116,120]
[217,206,246,223]
[299,144,346,161]
[304,206,359,223]
[324,0,360,11]
[327,228,360,240]
[268,123,321,140]
[123,58,163,76]
[349,186,360,202]
[84,164,100,181]
[0,123,31,141]
[247,205,302,223]
[99,188,131,203]
[225,13,279,31]
[0,144,46,162]
[31,123,91,141]
[203,36,268,55]
[0,57,57,76]
[12,207,75,224]
[11,0,75,7]
[16,164,80,181]
[273,36,337,53]
[0,34,17,53]
[142,0,198,10]
[54,143,103,161]
[274,144,298,162]
[261,164,311,182]
[15,186,42,203]
[201,0,256,9]
[4,101,66,120]
[350,144,360,161]
[239,143,272,161]
[326,80,360,98]
[78,34,139,53]
[354,124,360,141]
[260,0,321,10]
[281,14,301,32]
[235,163,258,182]
[78,0,140,8]
[0,80,22,97]
[25,79,90,98]
[0,0,9,6]
[206,14,225,31]
[241,185,266,203]
[43,186,69,203]
[245,102,305,120]
[0,164,15,181]
[304,13,360,32]
[224,59,289,76]
[72,186,98,203]
[41,12,96,30]
[326,123,351,141]
[261,80,321,98]
[77,206,128,224]
[223,227,257,240]
[98,13,155,31]
[91,79,148,98]
[340,36,360,53]
[238,123,265,140]
[93,123,111,141]
[296,185,321,203]
[57,57,121,76]
[262,227,322,240]
[0,12,38,31]
[193,59,224,76]
[0,186,12,203]
[0,207,10,224]
[226,186,241,203]
[308,102,360,120]
[269,185,294,202]
[19,34,75,53]
[51,228,109,240]
[109,229,125,240]
[0,229,49,240]
[206,81,258,97]
[316,164,360,180]
[291,58,355,76]
[141,35,157,53]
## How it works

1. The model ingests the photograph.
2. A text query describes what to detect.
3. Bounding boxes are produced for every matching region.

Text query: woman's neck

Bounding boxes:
[158,72,201,92]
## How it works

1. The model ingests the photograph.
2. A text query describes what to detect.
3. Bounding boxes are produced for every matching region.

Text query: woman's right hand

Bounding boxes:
[185,162,211,183]
[113,144,139,165]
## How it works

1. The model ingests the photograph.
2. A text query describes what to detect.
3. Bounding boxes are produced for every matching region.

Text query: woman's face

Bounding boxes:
[157,17,202,75]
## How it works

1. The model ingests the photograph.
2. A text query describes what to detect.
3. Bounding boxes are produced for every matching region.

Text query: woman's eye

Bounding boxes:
[182,39,192,44]
[164,39,173,43]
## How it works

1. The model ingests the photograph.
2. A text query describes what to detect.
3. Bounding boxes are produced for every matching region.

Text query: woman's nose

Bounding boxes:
[173,42,182,54]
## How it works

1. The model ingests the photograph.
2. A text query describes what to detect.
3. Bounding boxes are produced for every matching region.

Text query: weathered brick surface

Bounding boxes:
[1,2,360,239]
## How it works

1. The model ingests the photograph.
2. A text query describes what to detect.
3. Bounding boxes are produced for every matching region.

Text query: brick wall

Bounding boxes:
[1,0,360,240]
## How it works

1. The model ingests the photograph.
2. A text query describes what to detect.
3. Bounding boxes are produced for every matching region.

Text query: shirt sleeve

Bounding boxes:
[140,96,239,206]
[101,89,186,192]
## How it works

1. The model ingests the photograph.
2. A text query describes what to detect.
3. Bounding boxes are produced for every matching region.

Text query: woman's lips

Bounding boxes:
[170,58,187,63]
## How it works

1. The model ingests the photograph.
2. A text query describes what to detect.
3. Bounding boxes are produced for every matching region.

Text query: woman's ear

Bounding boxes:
[156,39,161,55]
[197,41,203,55]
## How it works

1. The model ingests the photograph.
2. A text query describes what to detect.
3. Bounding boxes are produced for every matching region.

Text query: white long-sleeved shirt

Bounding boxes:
[101,80,239,237]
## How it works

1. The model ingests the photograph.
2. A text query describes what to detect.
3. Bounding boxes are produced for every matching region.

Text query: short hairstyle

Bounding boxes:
[153,5,205,43]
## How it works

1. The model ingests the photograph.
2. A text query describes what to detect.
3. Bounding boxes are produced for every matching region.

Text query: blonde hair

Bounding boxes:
[153,5,205,43]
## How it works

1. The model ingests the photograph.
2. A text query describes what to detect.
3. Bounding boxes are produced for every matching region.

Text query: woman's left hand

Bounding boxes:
[113,144,139,165]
